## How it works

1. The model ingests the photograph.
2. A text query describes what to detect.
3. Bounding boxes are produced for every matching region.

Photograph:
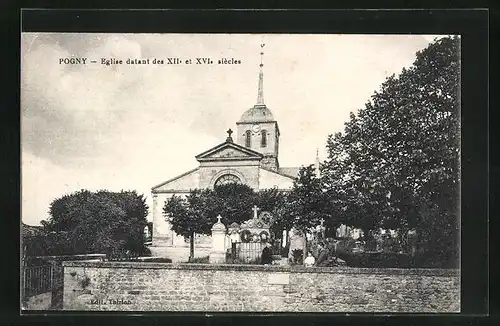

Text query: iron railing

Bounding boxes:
[23,264,53,298]
[227,242,266,264]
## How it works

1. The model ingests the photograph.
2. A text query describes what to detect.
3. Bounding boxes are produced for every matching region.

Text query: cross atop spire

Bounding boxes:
[256,51,265,106]
[226,128,233,142]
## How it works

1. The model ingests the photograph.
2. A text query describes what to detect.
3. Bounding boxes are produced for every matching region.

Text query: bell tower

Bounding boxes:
[236,50,280,171]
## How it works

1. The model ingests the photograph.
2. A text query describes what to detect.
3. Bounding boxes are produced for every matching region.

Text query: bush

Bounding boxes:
[337,251,456,269]
[291,249,303,265]
[280,246,290,257]
[188,256,209,264]
[337,252,408,268]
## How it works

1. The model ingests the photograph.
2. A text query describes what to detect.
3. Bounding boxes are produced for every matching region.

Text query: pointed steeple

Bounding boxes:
[256,51,265,106]
[315,148,320,178]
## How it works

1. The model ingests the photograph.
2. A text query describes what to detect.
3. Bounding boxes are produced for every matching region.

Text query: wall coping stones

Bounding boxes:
[33,254,107,262]
[62,261,459,277]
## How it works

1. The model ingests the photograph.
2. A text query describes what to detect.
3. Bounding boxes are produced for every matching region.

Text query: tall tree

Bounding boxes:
[322,36,460,266]
[256,187,292,242]
[164,184,257,260]
[288,165,329,233]
[212,183,256,225]
[164,189,215,260]
[39,190,149,258]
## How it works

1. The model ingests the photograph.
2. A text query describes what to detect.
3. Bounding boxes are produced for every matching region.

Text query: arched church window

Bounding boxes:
[245,130,251,147]
[261,130,267,147]
[214,174,241,187]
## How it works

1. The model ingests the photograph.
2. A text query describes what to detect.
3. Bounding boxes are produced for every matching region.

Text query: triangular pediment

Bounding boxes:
[195,141,263,162]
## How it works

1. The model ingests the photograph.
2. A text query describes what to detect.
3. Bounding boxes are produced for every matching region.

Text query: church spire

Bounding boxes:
[256,51,265,106]
[315,148,320,178]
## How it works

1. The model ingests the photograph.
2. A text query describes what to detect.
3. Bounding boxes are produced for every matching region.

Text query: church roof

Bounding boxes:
[259,165,298,189]
[151,167,200,193]
[278,167,301,178]
[238,105,275,123]
[195,139,263,161]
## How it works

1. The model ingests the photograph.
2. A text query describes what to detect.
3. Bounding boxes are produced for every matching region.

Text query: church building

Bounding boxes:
[150,57,302,260]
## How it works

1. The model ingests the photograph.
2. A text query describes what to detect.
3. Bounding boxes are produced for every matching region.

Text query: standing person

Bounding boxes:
[314,241,330,267]
[261,242,273,265]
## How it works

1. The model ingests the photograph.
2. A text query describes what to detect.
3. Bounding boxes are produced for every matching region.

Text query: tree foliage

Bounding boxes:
[255,187,291,236]
[32,190,150,258]
[287,165,329,233]
[321,36,460,266]
[164,183,302,258]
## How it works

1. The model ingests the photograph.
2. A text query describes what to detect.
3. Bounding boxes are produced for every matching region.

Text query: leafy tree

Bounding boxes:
[212,183,256,225]
[164,183,309,259]
[255,187,292,242]
[288,165,329,233]
[39,190,149,258]
[321,36,460,266]
[164,184,257,260]
[164,189,215,260]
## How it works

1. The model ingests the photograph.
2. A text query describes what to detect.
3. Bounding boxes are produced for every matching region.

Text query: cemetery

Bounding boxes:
[22,200,460,312]
[59,210,456,312]
[22,207,460,312]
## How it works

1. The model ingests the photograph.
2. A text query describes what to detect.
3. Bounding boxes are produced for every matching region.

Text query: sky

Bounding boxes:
[21,33,444,226]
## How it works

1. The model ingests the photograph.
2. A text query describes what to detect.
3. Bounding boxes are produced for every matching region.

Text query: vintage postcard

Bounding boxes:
[21,32,460,312]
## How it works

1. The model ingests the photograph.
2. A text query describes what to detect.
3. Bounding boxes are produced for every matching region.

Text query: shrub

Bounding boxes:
[188,256,209,264]
[337,251,455,268]
[291,249,303,265]
[280,246,290,257]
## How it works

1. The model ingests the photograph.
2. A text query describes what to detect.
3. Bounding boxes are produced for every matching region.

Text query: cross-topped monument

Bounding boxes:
[252,205,260,219]
[226,128,233,142]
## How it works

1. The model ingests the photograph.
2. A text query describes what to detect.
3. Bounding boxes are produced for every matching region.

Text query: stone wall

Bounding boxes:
[62,261,460,312]
[24,292,52,310]
[33,254,106,310]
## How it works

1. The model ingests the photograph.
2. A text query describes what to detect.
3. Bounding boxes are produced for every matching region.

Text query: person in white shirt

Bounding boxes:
[304,252,315,267]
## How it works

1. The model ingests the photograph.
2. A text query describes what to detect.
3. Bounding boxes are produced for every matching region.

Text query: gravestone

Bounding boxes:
[407,229,418,257]
[336,224,352,238]
[351,228,364,240]
[209,215,226,264]
[237,206,271,263]
[288,227,306,263]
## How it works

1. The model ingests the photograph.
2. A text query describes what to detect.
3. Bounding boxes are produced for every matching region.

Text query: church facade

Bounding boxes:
[150,62,301,259]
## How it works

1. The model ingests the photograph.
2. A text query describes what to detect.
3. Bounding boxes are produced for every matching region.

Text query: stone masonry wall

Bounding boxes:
[62,261,460,312]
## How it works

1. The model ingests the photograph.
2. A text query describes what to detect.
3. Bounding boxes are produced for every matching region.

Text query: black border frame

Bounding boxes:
[5,7,490,325]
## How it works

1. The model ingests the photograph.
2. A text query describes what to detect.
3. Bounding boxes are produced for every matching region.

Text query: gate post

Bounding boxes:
[50,260,64,310]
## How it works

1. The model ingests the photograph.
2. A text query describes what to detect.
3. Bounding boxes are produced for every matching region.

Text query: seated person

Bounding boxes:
[314,242,330,267]
[304,252,315,267]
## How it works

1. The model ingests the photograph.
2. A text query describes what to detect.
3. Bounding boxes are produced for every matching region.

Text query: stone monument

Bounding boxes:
[209,215,227,264]
[237,206,272,263]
